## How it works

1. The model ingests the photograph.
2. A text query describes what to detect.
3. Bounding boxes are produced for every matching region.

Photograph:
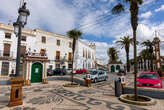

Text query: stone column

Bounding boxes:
[42,62,47,84]
[25,62,31,86]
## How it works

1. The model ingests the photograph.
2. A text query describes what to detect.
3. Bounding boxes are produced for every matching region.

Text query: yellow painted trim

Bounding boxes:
[0,22,35,36]
[44,63,46,78]
[24,62,27,80]
[28,62,30,80]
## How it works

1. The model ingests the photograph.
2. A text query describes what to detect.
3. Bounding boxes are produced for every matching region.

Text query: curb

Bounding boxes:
[119,94,156,106]
[125,86,164,92]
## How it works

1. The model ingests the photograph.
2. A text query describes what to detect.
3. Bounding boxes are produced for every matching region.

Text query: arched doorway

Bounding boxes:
[111,65,115,72]
[116,65,120,71]
[31,62,43,83]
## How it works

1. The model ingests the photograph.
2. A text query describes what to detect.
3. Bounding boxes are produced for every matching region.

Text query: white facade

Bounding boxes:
[74,40,96,70]
[0,23,35,77]
[33,29,73,70]
[0,22,96,77]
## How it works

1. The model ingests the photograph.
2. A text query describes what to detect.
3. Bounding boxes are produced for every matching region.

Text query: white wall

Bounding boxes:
[74,40,96,70]
[34,30,72,69]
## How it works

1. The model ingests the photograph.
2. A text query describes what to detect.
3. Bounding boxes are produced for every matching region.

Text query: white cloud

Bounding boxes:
[0,0,77,34]
[140,11,152,19]
[155,5,164,12]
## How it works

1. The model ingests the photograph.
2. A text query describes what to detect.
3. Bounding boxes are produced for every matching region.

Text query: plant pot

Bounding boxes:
[119,94,156,106]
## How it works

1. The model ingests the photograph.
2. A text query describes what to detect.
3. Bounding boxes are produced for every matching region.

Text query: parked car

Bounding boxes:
[53,68,67,75]
[76,69,87,74]
[137,72,163,88]
[47,69,53,76]
[66,69,72,74]
[84,70,108,83]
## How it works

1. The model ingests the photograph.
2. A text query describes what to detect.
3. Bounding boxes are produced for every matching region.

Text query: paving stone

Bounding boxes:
[0,77,163,110]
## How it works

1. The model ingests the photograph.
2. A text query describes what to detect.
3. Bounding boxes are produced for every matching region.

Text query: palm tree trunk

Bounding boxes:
[148,60,150,71]
[150,53,153,72]
[141,58,143,70]
[71,54,74,83]
[130,2,139,101]
[133,29,138,101]
[144,59,146,71]
[126,49,130,72]
[71,39,76,83]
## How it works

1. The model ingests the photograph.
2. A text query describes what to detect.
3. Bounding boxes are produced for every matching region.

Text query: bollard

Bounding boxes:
[115,79,122,97]
[85,72,91,87]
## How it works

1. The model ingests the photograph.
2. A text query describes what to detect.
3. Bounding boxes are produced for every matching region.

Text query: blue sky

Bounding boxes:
[0,0,164,64]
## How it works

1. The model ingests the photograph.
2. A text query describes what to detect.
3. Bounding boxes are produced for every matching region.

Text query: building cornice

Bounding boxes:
[0,22,36,37]
[34,29,72,40]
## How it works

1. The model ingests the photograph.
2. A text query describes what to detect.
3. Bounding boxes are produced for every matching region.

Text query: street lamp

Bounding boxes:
[8,2,30,107]
[13,2,30,77]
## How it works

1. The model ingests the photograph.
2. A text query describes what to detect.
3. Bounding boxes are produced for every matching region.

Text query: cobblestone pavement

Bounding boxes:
[0,78,164,110]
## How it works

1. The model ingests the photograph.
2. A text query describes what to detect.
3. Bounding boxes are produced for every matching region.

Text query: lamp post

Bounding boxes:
[8,2,30,107]
[13,2,30,77]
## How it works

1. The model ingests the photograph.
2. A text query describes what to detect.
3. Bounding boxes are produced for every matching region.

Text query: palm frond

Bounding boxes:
[112,3,125,14]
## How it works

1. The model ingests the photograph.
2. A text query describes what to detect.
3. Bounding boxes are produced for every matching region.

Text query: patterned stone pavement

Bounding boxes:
[0,78,163,110]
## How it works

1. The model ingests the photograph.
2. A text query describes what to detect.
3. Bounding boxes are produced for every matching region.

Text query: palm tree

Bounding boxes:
[141,40,154,72]
[107,47,119,63]
[112,0,143,100]
[140,49,149,71]
[67,29,82,83]
[116,36,133,72]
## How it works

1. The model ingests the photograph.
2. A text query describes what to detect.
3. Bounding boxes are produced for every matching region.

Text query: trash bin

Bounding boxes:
[115,79,122,97]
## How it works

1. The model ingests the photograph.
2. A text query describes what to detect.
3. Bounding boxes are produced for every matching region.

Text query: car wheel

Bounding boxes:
[104,77,107,81]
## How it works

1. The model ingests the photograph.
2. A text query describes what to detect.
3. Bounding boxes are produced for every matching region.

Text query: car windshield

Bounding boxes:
[139,73,159,80]
[91,71,98,75]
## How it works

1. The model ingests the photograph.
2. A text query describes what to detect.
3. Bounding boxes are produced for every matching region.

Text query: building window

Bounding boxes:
[69,42,72,48]
[68,52,72,61]
[40,49,46,56]
[42,36,46,43]
[56,51,60,60]
[1,62,9,76]
[57,40,60,46]
[20,46,26,57]
[3,43,11,56]
[22,36,26,41]
[56,64,60,68]
[5,33,11,39]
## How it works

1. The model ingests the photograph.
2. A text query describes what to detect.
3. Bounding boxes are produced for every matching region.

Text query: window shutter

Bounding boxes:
[5,33,11,39]
[21,46,26,57]
[42,36,46,43]
[3,44,10,56]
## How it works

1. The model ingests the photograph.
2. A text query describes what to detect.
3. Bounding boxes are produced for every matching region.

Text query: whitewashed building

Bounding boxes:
[0,22,96,79]
[74,40,96,70]
[0,22,35,77]
[33,29,73,70]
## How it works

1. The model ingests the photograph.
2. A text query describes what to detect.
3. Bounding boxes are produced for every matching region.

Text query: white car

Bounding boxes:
[84,70,108,83]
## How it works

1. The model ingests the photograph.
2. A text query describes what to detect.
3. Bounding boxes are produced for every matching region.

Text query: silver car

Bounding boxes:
[90,70,108,83]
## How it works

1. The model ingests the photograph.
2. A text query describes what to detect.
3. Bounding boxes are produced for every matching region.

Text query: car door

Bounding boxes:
[98,71,103,81]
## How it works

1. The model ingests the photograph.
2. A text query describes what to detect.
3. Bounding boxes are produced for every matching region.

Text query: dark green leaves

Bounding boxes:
[112,3,125,14]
